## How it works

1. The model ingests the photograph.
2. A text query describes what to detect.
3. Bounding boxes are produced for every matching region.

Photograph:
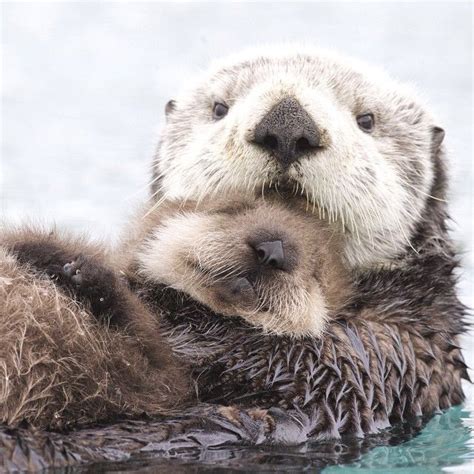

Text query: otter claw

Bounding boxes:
[63,262,83,286]
[63,262,74,277]
[71,273,83,286]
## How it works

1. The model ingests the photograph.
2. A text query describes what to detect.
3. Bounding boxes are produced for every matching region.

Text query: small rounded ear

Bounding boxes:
[432,126,445,150]
[165,99,176,116]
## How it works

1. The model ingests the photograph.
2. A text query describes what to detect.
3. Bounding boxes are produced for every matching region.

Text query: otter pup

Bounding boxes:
[0,198,348,430]
[125,198,350,337]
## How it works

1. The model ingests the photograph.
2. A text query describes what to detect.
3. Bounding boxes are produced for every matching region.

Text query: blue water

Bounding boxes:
[326,402,474,473]
[2,2,473,472]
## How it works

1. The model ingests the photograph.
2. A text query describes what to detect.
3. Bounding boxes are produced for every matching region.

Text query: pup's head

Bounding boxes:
[152,46,446,268]
[136,199,350,337]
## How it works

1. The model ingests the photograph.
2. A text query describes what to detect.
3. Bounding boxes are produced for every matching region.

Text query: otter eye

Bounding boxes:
[356,113,374,132]
[213,102,229,120]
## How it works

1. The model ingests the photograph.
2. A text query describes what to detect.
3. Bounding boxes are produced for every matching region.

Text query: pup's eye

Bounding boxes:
[213,102,229,120]
[356,113,374,132]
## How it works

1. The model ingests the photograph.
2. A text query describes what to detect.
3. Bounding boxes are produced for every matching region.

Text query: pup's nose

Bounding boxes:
[252,97,320,169]
[253,240,286,270]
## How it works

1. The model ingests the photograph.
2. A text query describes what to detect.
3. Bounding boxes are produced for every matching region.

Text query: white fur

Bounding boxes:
[137,212,212,291]
[154,46,439,268]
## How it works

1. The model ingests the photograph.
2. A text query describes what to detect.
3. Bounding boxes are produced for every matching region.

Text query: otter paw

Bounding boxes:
[58,254,119,318]
[214,276,258,309]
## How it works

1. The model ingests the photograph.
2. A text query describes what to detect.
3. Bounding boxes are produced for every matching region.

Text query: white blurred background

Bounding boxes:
[1,2,472,325]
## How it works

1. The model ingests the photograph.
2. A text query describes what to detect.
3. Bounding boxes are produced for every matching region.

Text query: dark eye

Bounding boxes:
[356,113,374,132]
[213,102,229,120]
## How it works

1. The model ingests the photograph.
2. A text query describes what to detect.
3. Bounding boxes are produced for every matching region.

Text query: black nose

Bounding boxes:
[252,97,320,168]
[253,240,286,270]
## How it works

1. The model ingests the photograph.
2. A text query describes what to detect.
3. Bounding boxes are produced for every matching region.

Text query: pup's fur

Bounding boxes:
[0,230,189,430]
[0,199,350,429]
[122,198,351,337]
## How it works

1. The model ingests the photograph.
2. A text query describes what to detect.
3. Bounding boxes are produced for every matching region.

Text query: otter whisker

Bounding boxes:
[399,178,447,203]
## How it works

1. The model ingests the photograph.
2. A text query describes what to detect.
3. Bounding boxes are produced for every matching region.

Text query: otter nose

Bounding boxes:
[253,240,286,270]
[252,97,320,169]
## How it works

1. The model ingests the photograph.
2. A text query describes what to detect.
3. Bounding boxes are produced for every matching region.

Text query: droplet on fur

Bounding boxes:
[99,297,104,302]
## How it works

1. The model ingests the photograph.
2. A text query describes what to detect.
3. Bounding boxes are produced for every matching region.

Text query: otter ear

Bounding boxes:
[165,99,176,117]
[432,126,445,150]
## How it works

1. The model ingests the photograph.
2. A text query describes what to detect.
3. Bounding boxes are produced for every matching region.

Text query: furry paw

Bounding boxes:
[8,235,133,329]
[58,254,121,319]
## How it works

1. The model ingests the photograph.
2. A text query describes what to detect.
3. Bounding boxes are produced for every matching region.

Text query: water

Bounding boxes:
[326,397,474,473]
[1,2,473,472]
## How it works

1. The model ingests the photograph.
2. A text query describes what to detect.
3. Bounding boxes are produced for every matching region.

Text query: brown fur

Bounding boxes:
[121,197,352,337]
[0,197,468,467]
[0,199,350,430]
[0,230,190,430]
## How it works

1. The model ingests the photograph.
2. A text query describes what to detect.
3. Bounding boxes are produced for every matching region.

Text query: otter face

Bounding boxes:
[153,46,445,268]
[136,200,350,337]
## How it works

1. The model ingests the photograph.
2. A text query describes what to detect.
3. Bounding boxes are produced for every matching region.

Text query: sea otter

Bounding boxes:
[152,46,447,272]
[118,44,466,448]
[0,46,468,470]
[121,197,350,337]
[145,43,467,420]
[0,197,349,430]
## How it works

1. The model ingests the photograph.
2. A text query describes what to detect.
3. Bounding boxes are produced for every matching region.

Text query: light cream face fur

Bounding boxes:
[136,200,351,337]
[152,46,443,269]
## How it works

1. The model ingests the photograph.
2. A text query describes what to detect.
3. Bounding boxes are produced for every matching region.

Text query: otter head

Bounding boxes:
[136,199,350,337]
[152,46,446,268]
